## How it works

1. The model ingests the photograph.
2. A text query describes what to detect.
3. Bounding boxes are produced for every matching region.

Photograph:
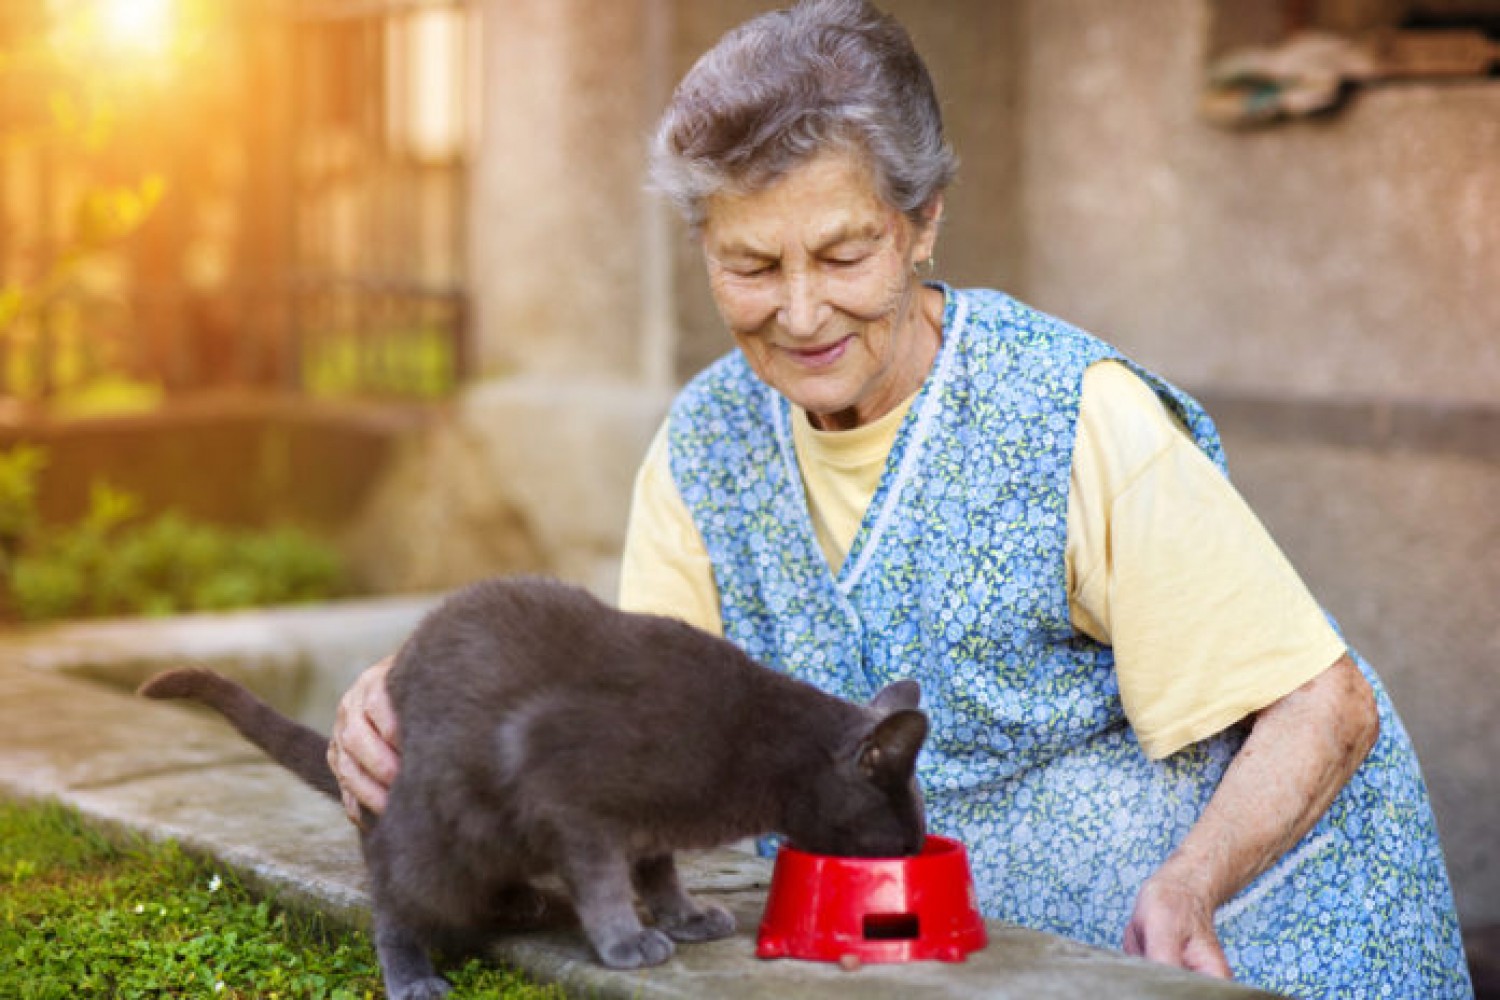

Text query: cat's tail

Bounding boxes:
[138,668,341,801]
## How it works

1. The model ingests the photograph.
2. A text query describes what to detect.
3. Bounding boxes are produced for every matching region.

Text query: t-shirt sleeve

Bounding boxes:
[617,418,725,636]
[1067,362,1347,760]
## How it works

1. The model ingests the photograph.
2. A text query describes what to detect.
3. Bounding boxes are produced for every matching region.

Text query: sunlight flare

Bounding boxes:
[98,0,175,57]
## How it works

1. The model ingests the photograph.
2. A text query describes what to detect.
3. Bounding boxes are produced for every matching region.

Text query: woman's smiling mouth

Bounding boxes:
[784,335,853,368]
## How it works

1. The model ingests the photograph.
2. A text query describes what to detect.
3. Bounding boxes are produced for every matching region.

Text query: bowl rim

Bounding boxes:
[775,832,965,865]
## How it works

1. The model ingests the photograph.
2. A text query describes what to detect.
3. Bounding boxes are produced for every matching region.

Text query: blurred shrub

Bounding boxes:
[0,445,47,561]
[0,446,344,622]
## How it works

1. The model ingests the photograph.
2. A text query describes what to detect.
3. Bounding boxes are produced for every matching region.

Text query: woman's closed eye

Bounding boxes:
[819,232,884,269]
[718,256,778,278]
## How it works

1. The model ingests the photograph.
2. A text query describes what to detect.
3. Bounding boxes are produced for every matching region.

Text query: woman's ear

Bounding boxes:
[913,194,945,263]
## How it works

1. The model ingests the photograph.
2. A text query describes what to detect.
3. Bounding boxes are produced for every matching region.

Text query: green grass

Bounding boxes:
[0,798,569,999]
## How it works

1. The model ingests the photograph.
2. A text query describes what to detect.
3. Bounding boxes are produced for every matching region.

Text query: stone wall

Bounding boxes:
[0,397,414,532]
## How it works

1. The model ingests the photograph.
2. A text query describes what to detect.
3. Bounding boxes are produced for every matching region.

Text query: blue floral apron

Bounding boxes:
[668,286,1471,998]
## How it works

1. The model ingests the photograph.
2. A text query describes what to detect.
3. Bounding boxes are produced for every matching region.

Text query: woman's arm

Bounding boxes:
[327,653,401,824]
[1122,652,1379,977]
[617,420,725,634]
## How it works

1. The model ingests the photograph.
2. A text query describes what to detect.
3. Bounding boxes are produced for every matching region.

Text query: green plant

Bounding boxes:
[0,445,346,622]
[0,444,47,564]
[0,797,567,998]
[302,326,458,401]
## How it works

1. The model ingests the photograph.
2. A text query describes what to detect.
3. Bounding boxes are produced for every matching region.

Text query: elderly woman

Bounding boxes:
[330,1,1471,995]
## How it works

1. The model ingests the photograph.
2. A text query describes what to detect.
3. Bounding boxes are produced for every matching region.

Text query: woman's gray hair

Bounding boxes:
[650,0,958,232]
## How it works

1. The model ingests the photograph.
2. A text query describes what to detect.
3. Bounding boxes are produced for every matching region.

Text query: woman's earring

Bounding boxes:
[914,255,936,275]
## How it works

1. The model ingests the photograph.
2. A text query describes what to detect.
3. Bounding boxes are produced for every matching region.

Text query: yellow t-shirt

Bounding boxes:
[618,360,1345,759]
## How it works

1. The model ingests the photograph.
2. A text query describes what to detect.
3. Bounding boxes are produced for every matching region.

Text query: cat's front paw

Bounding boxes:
[390,976,451,1000]
[659,903,736,942]
[598,927,675,968]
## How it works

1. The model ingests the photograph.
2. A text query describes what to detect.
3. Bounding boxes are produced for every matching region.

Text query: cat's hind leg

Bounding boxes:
[374,911,451,1000]
[633,853,736,943]
[558,840,674,968]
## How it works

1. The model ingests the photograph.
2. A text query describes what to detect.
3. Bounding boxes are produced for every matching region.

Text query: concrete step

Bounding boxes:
[0,648,1274,998]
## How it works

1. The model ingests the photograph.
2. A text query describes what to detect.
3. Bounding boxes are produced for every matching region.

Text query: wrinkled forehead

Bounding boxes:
[699,150,900,251]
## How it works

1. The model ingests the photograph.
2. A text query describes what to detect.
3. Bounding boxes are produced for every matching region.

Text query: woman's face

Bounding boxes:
[700,150,942,431]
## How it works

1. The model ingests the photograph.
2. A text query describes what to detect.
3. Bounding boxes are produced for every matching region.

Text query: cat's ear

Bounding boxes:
[857,709,928,788]
[868,679,921,714]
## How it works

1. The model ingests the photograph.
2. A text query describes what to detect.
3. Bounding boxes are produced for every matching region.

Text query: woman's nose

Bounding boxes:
[777,270,829,338]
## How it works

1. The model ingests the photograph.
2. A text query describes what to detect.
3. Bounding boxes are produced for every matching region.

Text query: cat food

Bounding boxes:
[756,834,987,964]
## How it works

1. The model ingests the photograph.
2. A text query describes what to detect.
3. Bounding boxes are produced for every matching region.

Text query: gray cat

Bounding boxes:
[139,575,928,1000]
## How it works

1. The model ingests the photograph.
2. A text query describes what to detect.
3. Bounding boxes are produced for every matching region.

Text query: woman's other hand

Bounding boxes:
[1123,871,1233,979]
[1122,652,1377,981]
[327,654,401,825]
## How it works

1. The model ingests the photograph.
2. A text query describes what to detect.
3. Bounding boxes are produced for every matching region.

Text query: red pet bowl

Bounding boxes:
[756,834,987,964]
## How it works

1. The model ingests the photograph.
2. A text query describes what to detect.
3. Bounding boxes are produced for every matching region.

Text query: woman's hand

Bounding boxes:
[1123,870,1232,978]
[327,654,401,825]
[1123,652,1377,980]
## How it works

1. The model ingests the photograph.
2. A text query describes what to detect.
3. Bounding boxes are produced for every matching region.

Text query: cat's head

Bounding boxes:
[784,680,929,858]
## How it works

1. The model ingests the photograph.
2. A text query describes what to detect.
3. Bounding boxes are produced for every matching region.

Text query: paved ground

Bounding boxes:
[0,604,1283,998]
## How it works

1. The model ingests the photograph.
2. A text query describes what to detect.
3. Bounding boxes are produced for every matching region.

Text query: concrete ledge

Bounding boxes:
[1197,389,1500,464]
[0,596,438,728]
[0,656,1275,998]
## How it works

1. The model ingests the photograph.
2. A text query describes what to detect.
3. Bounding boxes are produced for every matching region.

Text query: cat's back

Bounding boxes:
[397,576,596,675]
[388,575,790,731]
[390,576,723,701]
